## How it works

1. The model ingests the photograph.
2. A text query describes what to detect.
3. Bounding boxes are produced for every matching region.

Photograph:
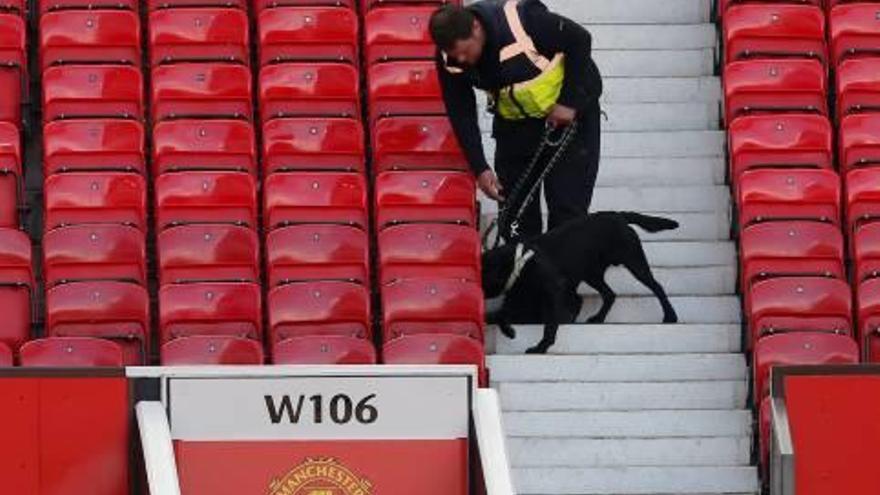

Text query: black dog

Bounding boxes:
[482,211,680,354]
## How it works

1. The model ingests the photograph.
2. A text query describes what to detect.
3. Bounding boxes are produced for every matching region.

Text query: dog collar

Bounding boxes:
[504,243,536,292]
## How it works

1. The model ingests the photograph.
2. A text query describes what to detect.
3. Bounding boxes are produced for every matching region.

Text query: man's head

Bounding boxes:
[429,5,486,67]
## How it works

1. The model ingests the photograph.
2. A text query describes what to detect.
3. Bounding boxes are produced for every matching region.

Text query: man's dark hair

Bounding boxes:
[429,5,476,51]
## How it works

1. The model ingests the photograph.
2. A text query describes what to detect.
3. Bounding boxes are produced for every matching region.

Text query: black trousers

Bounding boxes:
[494,105,601,240]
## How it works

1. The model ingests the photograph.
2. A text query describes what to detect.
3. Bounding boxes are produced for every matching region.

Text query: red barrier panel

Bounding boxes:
[0,371,130,495]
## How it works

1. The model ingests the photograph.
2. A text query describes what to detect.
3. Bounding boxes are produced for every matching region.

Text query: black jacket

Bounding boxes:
[436,0,603,176]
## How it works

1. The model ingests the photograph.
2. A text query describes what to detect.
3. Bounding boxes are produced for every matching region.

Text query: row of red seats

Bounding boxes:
[719,0,870,477]
[0,10,25,228]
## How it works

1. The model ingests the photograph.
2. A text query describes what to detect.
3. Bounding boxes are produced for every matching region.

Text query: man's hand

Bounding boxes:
[477,169,504,201]
[546,103,577,128]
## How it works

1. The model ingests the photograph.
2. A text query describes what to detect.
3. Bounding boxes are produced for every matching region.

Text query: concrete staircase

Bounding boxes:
[479,1,759,493]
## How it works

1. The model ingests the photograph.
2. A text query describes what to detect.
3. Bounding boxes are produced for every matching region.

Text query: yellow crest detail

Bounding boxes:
[268,457,373,495]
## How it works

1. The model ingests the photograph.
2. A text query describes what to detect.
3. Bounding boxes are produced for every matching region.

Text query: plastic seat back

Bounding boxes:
[20,337,125,367]
[723,59,826,123]
[268,280,371,342]
[257,0,354,11]
[374,171,476,229]
[0,341,10,366]
[148,0,247,9]
[382,278,484,342]
[149,8,249,65]
[272,335,376,365]
[40,0,139,14]
[830,3,880,66]
[0,122,21,228]
[158,224,259,285]
[262,117,364,173]
[44,224,146,287]
[159,282,262,343]
[46,280,150,364]
[43,119,146,175]
[836,58,880,119]
[361,0,459,16]
[161,335,264,365]
[365,6,434,65]
[379,223,480,285]
[263,172,367,231]
[723,4,826,65]
[840,113,880,172]
[152,120,256,175]
[0,228,32,351]
[43,65,143,122]
[152,63,252,122]
[372,116,468,173]
[728,114,832,182]
[737,168,841,229]
[44,172,147,231]
[858,277,880,362]
[40,10,141,70]
[854,222,880,283]
[382,333,486,385]
[846,168,880,233]
[266,224,369,287]
[368,60,444,123]
[0,14,25,126]
[259,63,359,119]
[155,171,257,230]
[258,7,358,65]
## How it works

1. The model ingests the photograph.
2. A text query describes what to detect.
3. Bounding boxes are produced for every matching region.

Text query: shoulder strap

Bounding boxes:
[499,0,550,70]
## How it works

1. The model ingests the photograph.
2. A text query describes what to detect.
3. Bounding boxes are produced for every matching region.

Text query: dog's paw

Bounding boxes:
[499,324,517,340]
[525,343,551,354]
[586,314,606,324]
[663,313,679,324]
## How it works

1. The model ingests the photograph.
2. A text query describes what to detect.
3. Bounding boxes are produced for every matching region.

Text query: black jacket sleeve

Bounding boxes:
[524,1,603,113]
[435,51,491,176]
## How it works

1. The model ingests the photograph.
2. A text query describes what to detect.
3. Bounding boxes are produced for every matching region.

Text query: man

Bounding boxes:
[430,0,603,239]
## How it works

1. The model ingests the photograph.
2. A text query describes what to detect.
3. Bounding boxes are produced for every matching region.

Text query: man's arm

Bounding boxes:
[525,2,602,114]
[435,52,491,177]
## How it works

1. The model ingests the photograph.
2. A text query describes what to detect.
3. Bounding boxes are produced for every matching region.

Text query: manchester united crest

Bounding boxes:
[268,457,373,495]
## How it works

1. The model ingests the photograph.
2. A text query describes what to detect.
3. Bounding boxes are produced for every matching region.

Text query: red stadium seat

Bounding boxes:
[382,278,484,342]
[382,334,486,385]
[259,63,359,119]
[46,281,150,365]
[836,58,880,119]
[266,224,369,287]
[0,122,20,227]
[740,221,844,292]
[152,63,252,122]
[0,341,10,366]
[263,172,367,231]
[0,14,24,126]
[161,335,264,365]
[262,118,365,173]
[365,6,434,65]
[20,337,125,367]
[374,171,476,229]
[39,0,138,14]
[719,0,823,17]
[856,278,880,362]
[854,222,880,283]
[43,172,147,231]
[737,168,841,229]
[723,59,826,123]
[840,114,880,172]
[40,10,141,70]
[152,120,256,175]
[258,7,358,65]
[830,3,880,66]
[362,0,459,16]
[272,335,376,365]
[0,228,32,351]
[727,114,832,182]
[268,280,371,342]
[43,119,146,175]
[257,0,355,11]
[846,168,880,233]
[747,277,852,346]
[159,282,262,344]
[753,332,859,404]
[723,4,826,65]
[155,171,257,230]
[43,65,143,122]
[378,223,480,285]
[372,116,468,173]
[149,8,249,65]
[43,224,146,287]
[158,224,259,285]
[148,0,247,10]
[368,60,445,123]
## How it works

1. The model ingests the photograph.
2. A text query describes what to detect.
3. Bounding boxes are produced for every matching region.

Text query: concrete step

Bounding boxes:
[513,466,758,495]
[601,77,722,103]
[508,436,751,468]
[498,380,748,411]
[478,102,720,132]
[637,242,735,267]
[596,157,726,186]
[502,410,753,438]
[488,354,746,382]
[576,265,736,296]
[481,186,729,214]
[594,49,714,77]
[482,130,725,159]
[574,295,741,324]
[488,324,742,355]
[551,0,712,25]
[588,24,717,51]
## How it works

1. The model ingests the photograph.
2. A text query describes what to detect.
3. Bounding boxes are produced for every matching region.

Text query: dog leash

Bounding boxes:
[493,122,579,248]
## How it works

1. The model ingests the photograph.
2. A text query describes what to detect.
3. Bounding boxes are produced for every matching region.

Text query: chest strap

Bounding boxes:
[504,243,536,292]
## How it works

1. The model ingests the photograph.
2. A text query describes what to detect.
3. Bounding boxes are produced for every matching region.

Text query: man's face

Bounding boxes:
[446,19,485,67]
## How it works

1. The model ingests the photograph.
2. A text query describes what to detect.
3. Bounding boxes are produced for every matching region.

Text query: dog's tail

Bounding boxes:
[621,212,679,233]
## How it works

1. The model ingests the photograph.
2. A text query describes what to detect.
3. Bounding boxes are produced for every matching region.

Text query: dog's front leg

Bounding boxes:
[487,308,517,339]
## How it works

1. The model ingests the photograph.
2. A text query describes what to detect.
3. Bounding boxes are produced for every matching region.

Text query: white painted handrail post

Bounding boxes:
[136,401,182,495]
[473,388,516,495]
[770,397,795,495]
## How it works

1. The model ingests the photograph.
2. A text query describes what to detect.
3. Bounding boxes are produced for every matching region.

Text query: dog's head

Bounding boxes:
[481,243,518,298]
